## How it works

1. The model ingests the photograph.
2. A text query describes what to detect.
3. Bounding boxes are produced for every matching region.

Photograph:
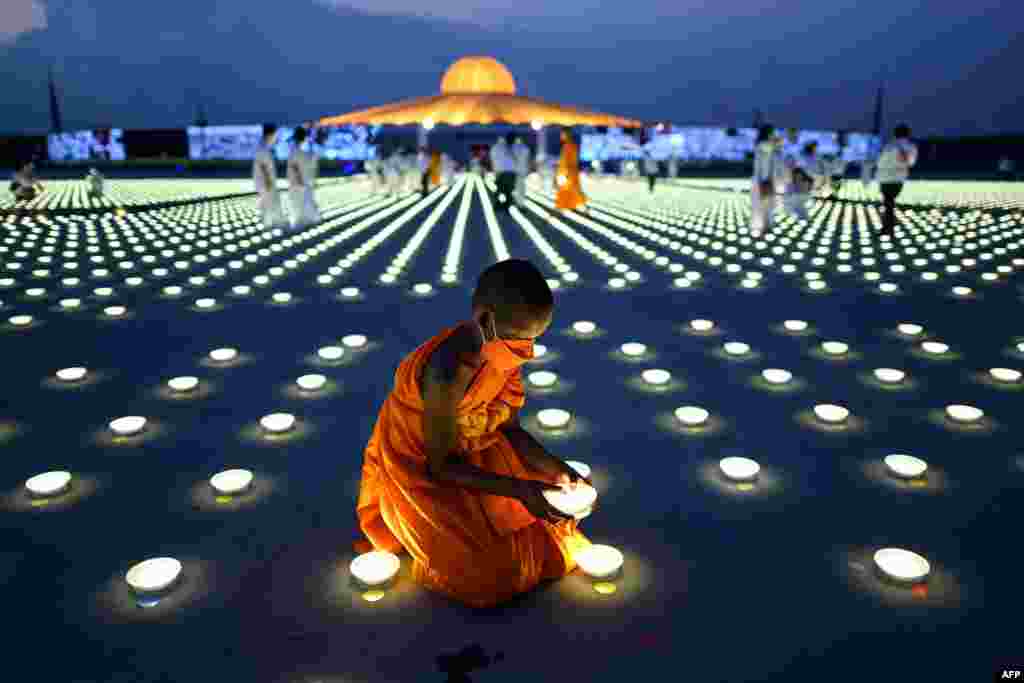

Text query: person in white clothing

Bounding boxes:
[667,153,679,180]
[287,127,320,229]
[751,125,783,235]
[783,141,818,221]
[643,150,659,192]
[512,137,531,206]
[875,123,918,235]
[87,168,105,200]
[253,124,286,229]
[491,135,516,212]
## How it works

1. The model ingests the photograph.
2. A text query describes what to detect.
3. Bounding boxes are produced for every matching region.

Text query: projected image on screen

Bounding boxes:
[47,129,126,162]
[187,125,263,160]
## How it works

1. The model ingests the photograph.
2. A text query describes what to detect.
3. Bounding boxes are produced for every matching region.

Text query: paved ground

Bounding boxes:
[2,174,1022,682]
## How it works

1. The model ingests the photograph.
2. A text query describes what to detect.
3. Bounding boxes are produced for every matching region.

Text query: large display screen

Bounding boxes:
[187,125,263,161]
[188,124,379,161]
[581,126,880,163]
[47,129,126,162]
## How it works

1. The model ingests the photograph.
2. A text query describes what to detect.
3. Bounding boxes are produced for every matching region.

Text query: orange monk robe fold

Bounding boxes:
[429,152,442,186]
[555,138,587,211]
[355,326,591,608]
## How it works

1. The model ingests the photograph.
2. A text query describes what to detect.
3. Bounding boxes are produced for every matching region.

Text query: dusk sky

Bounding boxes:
[2,0,1021,136]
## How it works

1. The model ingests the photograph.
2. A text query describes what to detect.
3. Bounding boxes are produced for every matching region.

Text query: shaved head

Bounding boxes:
[472,259,553,338]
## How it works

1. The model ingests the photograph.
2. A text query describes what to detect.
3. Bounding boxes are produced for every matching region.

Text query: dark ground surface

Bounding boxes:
[1,175,1022,682]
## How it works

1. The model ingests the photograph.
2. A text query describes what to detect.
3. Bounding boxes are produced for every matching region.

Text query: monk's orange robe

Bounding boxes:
[355,325,591,608]
[429,152,442,186]
[554,139,587,211]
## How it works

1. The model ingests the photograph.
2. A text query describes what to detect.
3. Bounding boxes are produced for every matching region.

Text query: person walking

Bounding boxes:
[751,125,782,235]
[875,123,918,235]
[491,134,517,212]
[784,141,818,222]
[287,127,320,229]
[512,136,531,207]
[253,124,286,229]
[643,150,659,193]
[87,168,104,200]
[554,127,587,211]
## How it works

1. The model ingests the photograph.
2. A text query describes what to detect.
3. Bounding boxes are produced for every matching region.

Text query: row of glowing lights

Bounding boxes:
[378,179,469,284]
[1,178,262,208]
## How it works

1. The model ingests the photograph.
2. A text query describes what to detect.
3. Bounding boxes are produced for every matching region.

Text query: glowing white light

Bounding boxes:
[873,548,930,583]
[879,282,899,293]
[807,280,827,291]
[620,342,646,357]
[126,557,183,593]
[232,285,251,295]
[884,454,928,479]
[723,342,750,356]
[94,287,113,297]
[531,119,543,130]
[342,334,367,349]
[25,471,72,497]
[56,367,88,382]
[945,404,983,423]
[897,323,923,336]
[272,292,292,304]
[350,550,401,587]
[642,369,672,385]
[209,348,238,362]
[413,283,433,294]
[609,277,626,289]
[573,320,597,335]
[210,469,254,495]
[921,341,949,355]
[813,404,849,424]
[690,319,714,332]
[537,408,572,429]
[761,368,792,384]
[989,368,1022,383]
[195,298,216,309]
[952,286,972,297]
[296,374,327,391]
[103,305,127,317]
[341,287,360,298]
[109,416,147,436]
[821,341,849,356]
[9,315,33,326]
[674,406,709,426]
[565,461,591,478]
[527,371,558,388]
[59,298,81,309]
[260,413,296,433]
[874,368,906,384]
[533,344,547,358]
[783,320,808,332]
[543,483,598,518]
[162,286,182,296]
[26,287,45,297]
[575,544,624,579]
[719,456,760,482]
[318,346,345,361]
[167,376,199,392]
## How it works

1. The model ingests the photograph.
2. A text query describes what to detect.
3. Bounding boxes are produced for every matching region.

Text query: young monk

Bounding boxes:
[354,258,593,608]
[554,127,587,211]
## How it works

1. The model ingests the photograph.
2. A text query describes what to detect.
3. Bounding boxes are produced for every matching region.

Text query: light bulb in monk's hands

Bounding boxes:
[350,551,401,587]
[543,482,597,518]
[575,544,624,579]
[532,344,547,359]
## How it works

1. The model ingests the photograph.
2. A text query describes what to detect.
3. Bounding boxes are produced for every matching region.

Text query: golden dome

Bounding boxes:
[440,56,517,95]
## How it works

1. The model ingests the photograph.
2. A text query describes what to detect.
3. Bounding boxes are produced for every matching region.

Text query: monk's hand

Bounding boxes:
[515,479,574,525]
[552,459,592,491]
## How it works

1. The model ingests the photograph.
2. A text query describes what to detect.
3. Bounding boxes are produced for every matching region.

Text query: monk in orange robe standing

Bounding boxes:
[429,150,442,187]
[554,127,587,211]
[355,259,593,608]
